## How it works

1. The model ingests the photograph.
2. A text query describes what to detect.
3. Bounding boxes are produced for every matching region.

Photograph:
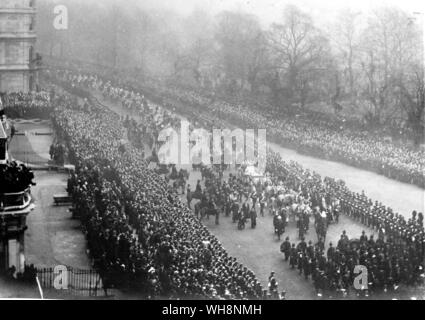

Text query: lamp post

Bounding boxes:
[0,118,7,164]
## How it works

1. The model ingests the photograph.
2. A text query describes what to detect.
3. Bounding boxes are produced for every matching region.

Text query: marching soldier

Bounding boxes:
[303,256,312,280]
[327,242,335,261]
[360,230,368,244]
[280,237,291,261]
[289,244,297,269]
[297,237,307,253]
[250,206,257,229]
[307,240,315,258]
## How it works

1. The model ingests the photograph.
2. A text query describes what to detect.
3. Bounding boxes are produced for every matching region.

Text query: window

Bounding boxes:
[5,43,20,64]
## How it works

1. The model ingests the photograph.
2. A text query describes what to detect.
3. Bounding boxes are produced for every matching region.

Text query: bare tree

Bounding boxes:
[359,7,422,127]
[394,69,425,145]
[332,9,361,98]
[268,5,330,107]
[215,11,264,93]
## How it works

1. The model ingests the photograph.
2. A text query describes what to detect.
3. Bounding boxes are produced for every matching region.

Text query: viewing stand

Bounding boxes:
[0,116,34,276]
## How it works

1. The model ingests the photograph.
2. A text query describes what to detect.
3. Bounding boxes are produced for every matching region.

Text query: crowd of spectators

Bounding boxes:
[1,92,51,119]
[47,67,424,299]
[51,94,264,299]
[47,66,425,188]
[0,161,35,194]
[157,87,425,188]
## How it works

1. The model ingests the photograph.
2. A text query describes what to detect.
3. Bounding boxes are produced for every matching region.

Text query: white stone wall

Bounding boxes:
[0,40,33,65]
[0,1,36,93]
[0,71,29,92]
[0,13,34,32]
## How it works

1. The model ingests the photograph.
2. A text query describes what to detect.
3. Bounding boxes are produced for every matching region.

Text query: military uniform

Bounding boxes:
[280,238,291,261]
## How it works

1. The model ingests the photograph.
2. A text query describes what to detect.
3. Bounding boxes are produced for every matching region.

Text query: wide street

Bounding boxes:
[93,91,424,299]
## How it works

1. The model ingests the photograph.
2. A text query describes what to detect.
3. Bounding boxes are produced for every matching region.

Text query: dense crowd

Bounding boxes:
[0,161,35,194]
[0,92,51,119]
[48,67,425,188]
[48,67,424,299]
[51,94,264,299]
[156,86,425,188]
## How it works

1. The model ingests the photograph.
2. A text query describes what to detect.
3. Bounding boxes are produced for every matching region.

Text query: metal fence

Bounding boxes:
[36,266,108,297]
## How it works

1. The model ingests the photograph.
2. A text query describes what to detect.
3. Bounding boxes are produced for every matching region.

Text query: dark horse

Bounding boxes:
[195,201,219,224]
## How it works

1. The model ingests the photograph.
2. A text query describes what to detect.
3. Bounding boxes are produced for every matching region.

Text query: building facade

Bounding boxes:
[0,0,37,93]
[0,119,33,275]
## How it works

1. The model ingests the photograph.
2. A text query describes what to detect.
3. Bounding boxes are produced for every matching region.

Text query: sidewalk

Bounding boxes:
[25,171,91,269]
[0,277,40,299]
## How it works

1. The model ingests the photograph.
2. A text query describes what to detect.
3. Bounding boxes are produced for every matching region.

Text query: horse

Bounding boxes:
[278,193,297,206]
[192,189,204,200]
[200,206,219,224]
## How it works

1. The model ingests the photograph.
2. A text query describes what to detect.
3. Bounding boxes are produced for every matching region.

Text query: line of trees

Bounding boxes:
[36,1,424,143]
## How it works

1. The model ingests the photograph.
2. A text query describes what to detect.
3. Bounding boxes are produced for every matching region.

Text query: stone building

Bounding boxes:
[0,0,38,93]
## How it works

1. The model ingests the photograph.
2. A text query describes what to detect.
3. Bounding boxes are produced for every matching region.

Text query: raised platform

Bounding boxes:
[0,188,33,214]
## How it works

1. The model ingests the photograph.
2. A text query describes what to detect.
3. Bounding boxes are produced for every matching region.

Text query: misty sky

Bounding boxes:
[46,0,425,28]
[131,0,424,24]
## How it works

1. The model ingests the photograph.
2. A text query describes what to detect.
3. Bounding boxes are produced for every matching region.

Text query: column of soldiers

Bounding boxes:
[281,226,424,298]
[336,187,424,245]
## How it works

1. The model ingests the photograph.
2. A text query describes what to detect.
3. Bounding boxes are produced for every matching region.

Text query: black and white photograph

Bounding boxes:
[0,0,424,305]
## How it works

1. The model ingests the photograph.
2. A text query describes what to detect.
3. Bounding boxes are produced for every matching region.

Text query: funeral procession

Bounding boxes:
[0,0,424,306]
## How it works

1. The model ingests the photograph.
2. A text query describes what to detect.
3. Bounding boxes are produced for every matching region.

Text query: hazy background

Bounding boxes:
[44,0,425,25]
[36,0,424,140]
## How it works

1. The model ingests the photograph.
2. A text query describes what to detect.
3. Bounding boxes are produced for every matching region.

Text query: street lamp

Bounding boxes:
[0,118,7,164]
